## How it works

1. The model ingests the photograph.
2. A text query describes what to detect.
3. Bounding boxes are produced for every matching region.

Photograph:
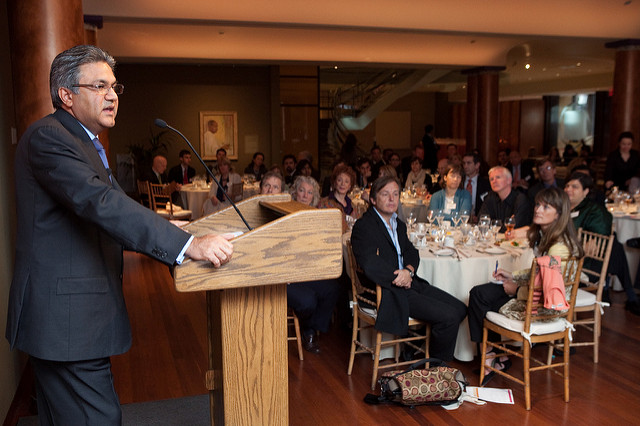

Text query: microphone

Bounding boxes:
[154,119,252,231]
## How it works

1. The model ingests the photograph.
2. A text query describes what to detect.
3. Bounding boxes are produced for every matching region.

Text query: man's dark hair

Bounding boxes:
[216,148,227,156]
[50,45,116,109]
[282,154,296,165]
[566,171,594,191]
[463,151,481,164]
[357,157,371,167]
[179,149,191,158]
[370,175,401,202]
[618,131,634,142]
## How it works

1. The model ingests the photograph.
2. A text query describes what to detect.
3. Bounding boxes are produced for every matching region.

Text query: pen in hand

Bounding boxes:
[495,260,498,275]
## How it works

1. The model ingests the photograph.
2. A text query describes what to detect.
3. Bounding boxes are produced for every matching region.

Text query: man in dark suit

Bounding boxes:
[145,154,169,184]
[351,176,466,361]
[507,150,536,193]
[462,152,491,220]
[168,149,196,185]
[168,149,196,205]
[6,45,234,425]
[527,157,564,204]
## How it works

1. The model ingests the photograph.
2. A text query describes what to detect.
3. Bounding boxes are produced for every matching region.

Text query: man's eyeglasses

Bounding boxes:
[72,83,124,95]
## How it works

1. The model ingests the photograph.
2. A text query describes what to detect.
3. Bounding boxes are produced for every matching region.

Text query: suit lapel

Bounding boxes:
[54,109,113,185]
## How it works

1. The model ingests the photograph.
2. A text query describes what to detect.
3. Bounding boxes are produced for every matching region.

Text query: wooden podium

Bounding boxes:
[174,194,343,425]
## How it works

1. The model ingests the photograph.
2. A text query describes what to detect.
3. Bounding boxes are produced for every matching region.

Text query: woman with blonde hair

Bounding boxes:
[291,175,321,207]
[202,157,242,215]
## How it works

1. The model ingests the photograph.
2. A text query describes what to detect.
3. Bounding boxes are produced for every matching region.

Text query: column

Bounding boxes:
[462,66,504,164]
[606,39,640,151]
[7,0,84,138]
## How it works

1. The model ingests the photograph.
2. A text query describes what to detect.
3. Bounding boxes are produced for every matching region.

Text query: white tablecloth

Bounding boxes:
[417,244,534,361]
[613,214,640,285]
[179,185,210,219]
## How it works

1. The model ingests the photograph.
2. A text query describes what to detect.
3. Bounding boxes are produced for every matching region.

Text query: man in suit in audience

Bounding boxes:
[479,166,531,232]
[528,158,564,204]
[507,150,536,192]
[168,149,196,185]
[462,152,491,221]
[146,154,169,184]
[6,45,234,426]
[168,150,196,206]
[351,176,467,362]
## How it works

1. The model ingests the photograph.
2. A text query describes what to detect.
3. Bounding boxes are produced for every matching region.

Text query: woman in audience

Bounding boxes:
[604,131,640,191]
[244,151,268,182]
[564,172,640,315]
[404,156,428,189]
[318,164,359,233]
[291,175,320,207]
[428,164,471,222]
[388,152,403,184]
[377,164,398,179]
[548,146,562,165]
[288,176,341,353]
[292,159,314,181]
[468,187,583,385]
[202,157,242,215]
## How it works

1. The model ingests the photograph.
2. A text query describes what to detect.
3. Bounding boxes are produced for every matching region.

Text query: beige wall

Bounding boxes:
[108,63,273,178]
[0,1,20,421]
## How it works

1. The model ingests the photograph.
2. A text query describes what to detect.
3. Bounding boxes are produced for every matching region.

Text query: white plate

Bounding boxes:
[434,248,454,256]
[485,247,506,254]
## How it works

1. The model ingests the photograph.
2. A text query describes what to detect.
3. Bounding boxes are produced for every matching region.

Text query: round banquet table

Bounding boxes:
[417,243,534,361]
[179,184,211,220]
[397,198,428,223]
[613,213,640,285]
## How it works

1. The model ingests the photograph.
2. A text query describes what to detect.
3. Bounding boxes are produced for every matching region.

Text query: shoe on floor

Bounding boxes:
[481,358,512,386]
[625,300,640,316]
[302,333,320,354]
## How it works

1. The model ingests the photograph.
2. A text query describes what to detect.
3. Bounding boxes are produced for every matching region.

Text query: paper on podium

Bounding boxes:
[466,386,514,404]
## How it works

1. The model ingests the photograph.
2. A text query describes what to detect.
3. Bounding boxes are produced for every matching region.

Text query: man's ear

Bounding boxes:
[58,87,74,108]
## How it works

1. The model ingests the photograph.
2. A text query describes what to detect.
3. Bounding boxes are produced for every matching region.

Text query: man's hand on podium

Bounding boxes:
[186,234,234,267]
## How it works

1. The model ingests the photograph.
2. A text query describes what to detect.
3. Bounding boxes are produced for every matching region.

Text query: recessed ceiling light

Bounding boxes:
[556,73,560,77]
[576,62,582,67]
[525,63,531,70]
[334,66,338,70]
[542,68,547,72]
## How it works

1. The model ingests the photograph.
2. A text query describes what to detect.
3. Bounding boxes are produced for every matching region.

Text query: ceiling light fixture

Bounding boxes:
[525,63,531,70]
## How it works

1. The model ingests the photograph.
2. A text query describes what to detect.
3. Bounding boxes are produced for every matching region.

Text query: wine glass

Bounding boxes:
[491,219,502,234]
[450,211,461,228]
[426,209,436,225]
[435,210,445,227]
[460,210,470,225]
[460,223,472,244]
[406,212,416,231]
[478,216,490,242]
[504,215,516,240]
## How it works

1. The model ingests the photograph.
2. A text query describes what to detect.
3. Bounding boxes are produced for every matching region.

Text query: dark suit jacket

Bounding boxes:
[507,160,536,187]
[6,109,191,362]
[466,176,491,217]
[144,168,168,185]
[167,164,196,184]
[351,208,430,336]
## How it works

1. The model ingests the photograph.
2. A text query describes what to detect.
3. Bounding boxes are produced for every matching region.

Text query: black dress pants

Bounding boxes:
[405,281,467,361]
[31,356,121,426]
[468,283,513,344]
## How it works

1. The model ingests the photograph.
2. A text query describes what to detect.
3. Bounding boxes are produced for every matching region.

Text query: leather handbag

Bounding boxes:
[365,359,467,407]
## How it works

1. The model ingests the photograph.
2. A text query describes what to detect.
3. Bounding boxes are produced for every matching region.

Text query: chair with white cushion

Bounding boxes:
[480,256,583,410]
[149,183,192,220]
[569,227,614,363]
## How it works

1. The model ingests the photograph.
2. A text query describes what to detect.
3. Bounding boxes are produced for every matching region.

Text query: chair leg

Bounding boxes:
[293,313,304,361]
[594,308,601,364]
[524,342,531,411]
[371,331,383,390]
[564,336,570,403]
[347,313,359,375]
[479,327,488,386]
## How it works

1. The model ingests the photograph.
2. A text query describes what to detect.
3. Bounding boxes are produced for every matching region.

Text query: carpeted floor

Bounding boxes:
[17,394,210,425]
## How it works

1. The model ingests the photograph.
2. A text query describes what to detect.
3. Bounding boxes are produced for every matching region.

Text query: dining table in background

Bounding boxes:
[397,197,429,223]
[417,241,534,362]
[179,184,211,220]
[612,213,640,285]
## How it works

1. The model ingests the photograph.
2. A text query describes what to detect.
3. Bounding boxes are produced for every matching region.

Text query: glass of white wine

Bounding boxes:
[460,210,470,225]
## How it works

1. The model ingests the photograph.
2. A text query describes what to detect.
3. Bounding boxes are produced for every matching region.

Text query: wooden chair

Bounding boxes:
[137,179,151,208]
[345,240,430,390]
[149,183,192,220]
[287,308,304,361]
[480,256,584,410]
[570,227,614,363]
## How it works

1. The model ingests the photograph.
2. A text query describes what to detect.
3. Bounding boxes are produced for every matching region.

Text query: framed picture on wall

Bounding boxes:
[200,111,238,160]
